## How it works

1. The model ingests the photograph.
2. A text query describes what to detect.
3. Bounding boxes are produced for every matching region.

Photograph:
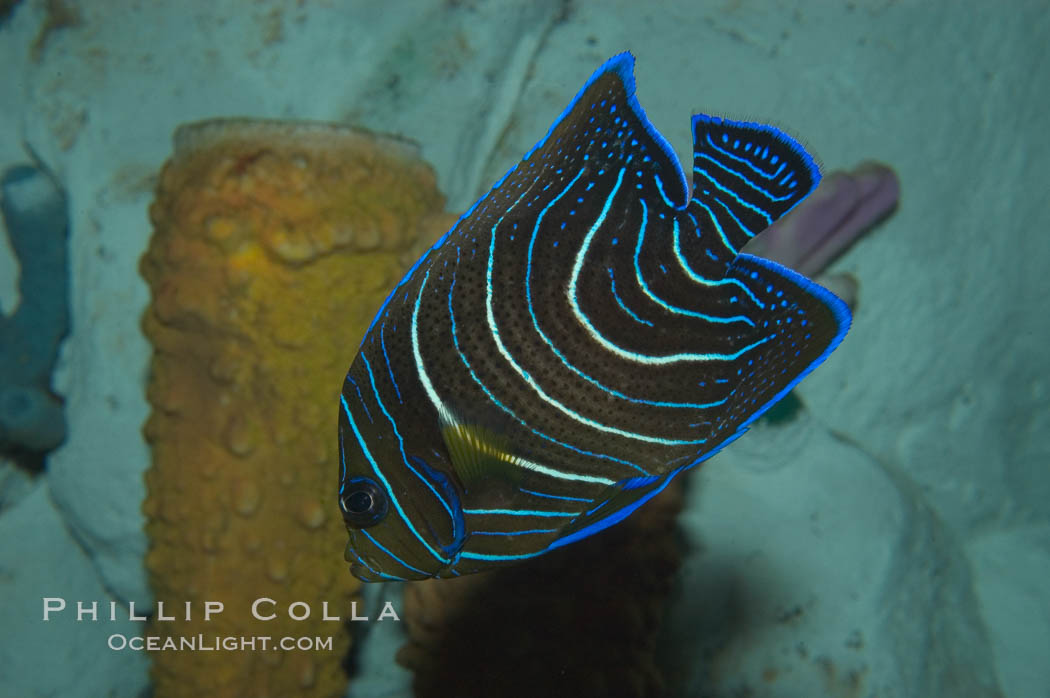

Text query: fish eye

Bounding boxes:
[339,477,389,529]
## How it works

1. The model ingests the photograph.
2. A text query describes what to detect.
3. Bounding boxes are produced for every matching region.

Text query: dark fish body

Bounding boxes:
[337,52,850,581]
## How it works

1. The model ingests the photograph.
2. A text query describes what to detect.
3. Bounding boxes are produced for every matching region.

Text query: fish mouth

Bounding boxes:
[344,530,438,582]
[349,562,385,583]
[344,536,396,582]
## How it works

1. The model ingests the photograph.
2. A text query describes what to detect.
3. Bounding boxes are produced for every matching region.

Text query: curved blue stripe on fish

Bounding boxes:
[696,152,799,206]
[345,542,406,582]
[338,430,347,492]
[702,135,807,198]
[547,465,686,552]
[359,353,460,548]
[672,216,766,308]
[337,52,852,580]
[408,455,467,558]
[472,528,560,537]
[632,200,755,326]
[521,167,725,414]
[360,529,430,577]
[459,550,547,562]
[400,451,457,531]
[731,253,851,430]
[519,487,595,503]
[379,322,403,405]
[688,196,736,258]
[339,394,448,568]
[465,508,580,517]
[608,267,654,328]
[343,375,373,424]
[446,264,651,475]
[653,173,681,210]
[693,166,773,236]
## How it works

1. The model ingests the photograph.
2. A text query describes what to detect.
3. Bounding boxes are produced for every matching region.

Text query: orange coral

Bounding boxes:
[140,119,453,698]
[397,481,686,698]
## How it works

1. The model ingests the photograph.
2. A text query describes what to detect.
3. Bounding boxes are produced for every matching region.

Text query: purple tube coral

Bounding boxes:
[743,161,898,424]
[743,161,900,308]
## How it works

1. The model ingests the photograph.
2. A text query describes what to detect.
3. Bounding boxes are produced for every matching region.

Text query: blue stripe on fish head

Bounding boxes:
[338,355,468,581]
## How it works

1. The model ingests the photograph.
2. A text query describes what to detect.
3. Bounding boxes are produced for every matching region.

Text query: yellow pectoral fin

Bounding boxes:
[440,418,525,489]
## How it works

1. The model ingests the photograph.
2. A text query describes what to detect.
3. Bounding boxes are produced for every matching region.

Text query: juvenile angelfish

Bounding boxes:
[337,52,850,581]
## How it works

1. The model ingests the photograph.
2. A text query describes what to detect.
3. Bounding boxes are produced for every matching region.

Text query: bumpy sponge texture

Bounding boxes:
[141,119,453,698]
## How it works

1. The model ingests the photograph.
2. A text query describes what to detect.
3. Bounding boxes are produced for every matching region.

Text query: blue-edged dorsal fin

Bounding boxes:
[689,115,821,257]
[520,51,690,209]
[437,407,525,491]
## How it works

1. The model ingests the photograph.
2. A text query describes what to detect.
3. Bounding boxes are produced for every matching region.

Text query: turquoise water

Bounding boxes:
[1,1,1046,696]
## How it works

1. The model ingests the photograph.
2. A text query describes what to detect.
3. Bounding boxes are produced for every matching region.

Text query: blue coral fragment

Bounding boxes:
[0,164,70,456]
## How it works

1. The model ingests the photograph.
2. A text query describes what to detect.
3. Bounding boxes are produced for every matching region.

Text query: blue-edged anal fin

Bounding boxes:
[549,468,687,551]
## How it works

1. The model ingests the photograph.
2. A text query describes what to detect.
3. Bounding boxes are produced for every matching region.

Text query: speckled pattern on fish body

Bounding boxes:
[336,52,851,581]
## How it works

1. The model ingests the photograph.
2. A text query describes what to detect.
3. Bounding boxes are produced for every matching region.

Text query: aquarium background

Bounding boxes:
[0,0,1046,696]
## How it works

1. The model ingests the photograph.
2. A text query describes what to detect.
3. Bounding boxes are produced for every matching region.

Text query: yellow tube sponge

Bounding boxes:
[140,119,453,698]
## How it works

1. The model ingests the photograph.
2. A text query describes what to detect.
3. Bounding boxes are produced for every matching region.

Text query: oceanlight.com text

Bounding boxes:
[108,633,335,652]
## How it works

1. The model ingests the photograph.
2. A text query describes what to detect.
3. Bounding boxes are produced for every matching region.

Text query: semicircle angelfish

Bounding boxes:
[336,51,851,582]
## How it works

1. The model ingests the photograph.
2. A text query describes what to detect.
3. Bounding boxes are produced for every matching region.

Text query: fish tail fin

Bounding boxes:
[688,114,821,256]
[723,252,851,430]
